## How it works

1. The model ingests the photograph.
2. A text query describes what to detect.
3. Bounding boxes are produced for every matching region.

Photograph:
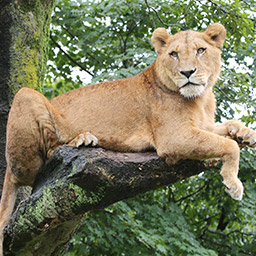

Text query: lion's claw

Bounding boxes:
[69,132,98,148]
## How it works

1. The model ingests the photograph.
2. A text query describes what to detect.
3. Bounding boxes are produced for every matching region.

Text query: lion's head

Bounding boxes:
[151,23,226,98]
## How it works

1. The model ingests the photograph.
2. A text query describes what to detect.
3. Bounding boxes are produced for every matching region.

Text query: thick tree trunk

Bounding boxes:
[0,0,55,193]
[3,146,217,255]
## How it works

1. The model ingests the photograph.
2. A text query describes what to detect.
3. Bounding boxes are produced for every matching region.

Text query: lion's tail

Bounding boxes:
[0,166,19,256]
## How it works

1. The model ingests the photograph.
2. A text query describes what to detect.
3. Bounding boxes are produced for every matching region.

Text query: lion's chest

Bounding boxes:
[150,90,216,133]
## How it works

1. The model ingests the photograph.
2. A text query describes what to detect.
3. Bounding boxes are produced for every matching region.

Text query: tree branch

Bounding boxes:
[144,0,182,28]
[202,235,253,255]
[4,145,215,255]
[50,35,94,77]
[207,228,255,237]
[175,183,207,204]
[206,0,255,23]
[144,0,169,27]
[54,20,101,65]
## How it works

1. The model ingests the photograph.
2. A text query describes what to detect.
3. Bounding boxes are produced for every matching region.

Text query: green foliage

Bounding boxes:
[44,0,256,255]
[171,158,256,256]
[66,192,217,256]
[43,79,81,99]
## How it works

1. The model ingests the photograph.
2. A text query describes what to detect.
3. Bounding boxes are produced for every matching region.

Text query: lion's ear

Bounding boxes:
[204,23,226,48]
[151,28,171,53]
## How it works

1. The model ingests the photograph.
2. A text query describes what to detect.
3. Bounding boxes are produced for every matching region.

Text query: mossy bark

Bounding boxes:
[0,0,55,193]
[8,0,55,95]
[3,146,219,255]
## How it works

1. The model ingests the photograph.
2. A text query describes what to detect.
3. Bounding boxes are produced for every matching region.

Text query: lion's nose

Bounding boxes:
[180,69,196,78]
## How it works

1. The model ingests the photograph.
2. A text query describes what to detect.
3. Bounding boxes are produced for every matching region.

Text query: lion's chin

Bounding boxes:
[179,84,205,98]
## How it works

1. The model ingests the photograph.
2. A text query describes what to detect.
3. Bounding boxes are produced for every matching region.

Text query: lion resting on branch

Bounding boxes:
[0,23,255,255]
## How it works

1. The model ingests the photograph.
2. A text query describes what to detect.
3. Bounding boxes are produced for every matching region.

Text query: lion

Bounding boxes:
[0,23,255,255]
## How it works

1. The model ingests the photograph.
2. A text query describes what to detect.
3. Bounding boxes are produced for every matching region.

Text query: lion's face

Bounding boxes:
[152,24,226,98]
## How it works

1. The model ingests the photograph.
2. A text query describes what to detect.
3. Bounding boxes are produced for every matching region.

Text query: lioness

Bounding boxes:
[0,23,255,254]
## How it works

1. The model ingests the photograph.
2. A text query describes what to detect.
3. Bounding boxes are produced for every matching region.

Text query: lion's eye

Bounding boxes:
[197,48,206,55]
[169,51,178,59]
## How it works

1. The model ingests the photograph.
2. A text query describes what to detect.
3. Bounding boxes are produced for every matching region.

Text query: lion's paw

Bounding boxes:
[69,132,98,148]
[235,128,256,148]
[223,177,244,201]
[227,121,256,148]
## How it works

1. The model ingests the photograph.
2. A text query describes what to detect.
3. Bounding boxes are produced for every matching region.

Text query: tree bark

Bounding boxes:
[0,0,55,194]
[3,146,218,255]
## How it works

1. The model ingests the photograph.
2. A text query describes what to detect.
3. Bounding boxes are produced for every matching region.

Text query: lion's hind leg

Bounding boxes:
[0,87,74,255]
[0,87,98,255]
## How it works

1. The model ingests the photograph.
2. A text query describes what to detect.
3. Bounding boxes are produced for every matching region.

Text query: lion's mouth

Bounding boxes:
[180,82,202,88]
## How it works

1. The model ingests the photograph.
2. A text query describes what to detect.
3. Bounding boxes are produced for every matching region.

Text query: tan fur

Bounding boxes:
[0,23,255,255]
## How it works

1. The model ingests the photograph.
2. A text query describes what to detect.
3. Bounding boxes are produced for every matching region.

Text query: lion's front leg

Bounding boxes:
[213,120,256,148]
[155,127,243,200]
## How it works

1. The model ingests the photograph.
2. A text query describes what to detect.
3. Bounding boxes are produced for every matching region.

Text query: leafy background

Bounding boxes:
[43,0,256,255]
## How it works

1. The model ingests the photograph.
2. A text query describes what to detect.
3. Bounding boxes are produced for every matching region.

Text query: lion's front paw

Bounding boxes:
[69,132,98,147]
[227,121,256,148]
[223,177,244,201]
[235,128,256,148]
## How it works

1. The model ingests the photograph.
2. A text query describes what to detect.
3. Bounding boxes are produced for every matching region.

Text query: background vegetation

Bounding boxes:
[43,0,256,255]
